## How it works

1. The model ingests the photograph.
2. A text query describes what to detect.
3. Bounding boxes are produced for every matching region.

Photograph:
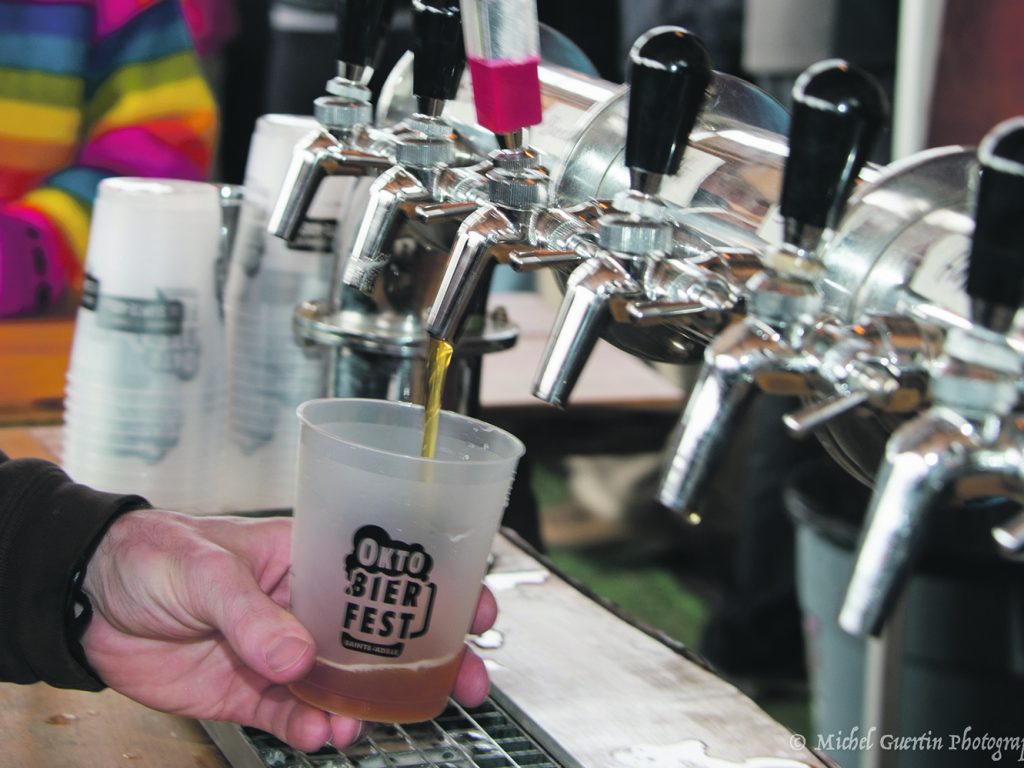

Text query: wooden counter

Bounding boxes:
[0,298,75,426]
[0,685,228,768]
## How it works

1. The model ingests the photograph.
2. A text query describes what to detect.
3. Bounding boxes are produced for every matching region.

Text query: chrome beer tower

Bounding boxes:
[267,0,1024,645]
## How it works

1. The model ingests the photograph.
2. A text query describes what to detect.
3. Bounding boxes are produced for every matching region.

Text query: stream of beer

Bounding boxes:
[421,337,454,459]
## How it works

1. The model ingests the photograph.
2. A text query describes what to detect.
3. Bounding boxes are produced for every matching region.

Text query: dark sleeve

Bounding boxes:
[0,450,150,690]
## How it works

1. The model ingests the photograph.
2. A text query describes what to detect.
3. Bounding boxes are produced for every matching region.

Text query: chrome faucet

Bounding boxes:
[528,27,724,407]
[839,117,1024,637]
[419,0,559,344]
[267,0,401,243]
[658,59,889,515]
[336,0,477,300]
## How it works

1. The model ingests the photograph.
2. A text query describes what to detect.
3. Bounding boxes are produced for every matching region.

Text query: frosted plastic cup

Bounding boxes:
[288,398,525,723]
[85,178,221,301]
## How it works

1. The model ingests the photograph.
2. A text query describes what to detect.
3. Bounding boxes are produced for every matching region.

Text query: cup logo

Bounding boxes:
[340,525,436,659]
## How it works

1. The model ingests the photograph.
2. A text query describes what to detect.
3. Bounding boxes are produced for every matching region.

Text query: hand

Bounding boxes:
[80,510,497,752]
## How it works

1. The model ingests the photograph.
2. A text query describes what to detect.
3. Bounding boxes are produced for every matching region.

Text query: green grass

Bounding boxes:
[545,547,709,651]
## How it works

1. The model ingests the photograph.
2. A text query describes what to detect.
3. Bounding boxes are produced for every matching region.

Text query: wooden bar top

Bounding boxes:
[0,685,228,768]
[0,299,75,426]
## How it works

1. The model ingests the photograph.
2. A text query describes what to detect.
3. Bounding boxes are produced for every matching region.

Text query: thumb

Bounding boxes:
[199,558,317,684]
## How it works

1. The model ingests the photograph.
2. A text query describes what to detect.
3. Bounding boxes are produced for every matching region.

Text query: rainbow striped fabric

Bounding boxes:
[0,0,217,316]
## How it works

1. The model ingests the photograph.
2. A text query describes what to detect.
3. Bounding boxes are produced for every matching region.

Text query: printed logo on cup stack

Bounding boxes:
[341,525,437,658]
[82,274,201,381]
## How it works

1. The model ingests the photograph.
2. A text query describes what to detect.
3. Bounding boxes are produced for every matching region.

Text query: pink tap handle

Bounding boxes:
[460,0,542,135]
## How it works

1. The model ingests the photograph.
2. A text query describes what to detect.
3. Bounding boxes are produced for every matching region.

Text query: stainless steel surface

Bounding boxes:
[202,697,566,768]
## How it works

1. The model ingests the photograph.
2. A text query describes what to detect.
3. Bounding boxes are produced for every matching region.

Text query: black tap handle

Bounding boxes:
[780,59,888,240]
[335,0,397,71]
[412,0,465,103]
[968,117,1024,330]
[625,27,712,182]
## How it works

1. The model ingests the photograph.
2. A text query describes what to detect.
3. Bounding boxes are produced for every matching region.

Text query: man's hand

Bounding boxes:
[80,510,497,752]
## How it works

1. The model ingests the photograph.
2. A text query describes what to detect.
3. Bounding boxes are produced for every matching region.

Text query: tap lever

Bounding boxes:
[412,0,466,117]
[779,59,888,254]
[506,248,585,271]
[619,298,707,325]
[334,0,397,84]
[967,117,1024,333]
[415,201,482,222]
[625,27,711,195]
[783,391,870,436]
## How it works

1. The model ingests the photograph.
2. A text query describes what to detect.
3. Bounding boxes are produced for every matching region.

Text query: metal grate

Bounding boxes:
[206,698,563,768]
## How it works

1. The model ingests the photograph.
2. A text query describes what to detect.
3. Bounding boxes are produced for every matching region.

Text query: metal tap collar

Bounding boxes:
[612,189,672,222]
[314,95,373,130]
[745,269,823,325]
[325,75,372,101]
[404,114,455,139]
[395,135,456,169]
[929,366,1020,418]
[486,167,549,210]
[598,212,673,255]
[490,146,543,173]
[941,324,1022,375]
[927,326,1022,418]
[762,242,826,283]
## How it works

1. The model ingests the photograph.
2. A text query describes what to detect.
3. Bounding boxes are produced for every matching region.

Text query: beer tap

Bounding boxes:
[658,60,888,515]
[421,0,554,344]
[268,0,402,244]
[838,117,1024,637]
[337,0,476,297]
[528,27,721,407]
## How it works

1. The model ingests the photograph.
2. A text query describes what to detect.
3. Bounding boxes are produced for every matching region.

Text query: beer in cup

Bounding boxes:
[288,398,524,722]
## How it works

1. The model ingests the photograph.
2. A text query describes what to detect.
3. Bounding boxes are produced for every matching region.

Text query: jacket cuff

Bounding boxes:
[2,458,149,690]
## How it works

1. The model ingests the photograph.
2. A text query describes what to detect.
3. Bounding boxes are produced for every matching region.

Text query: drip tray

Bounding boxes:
[202,696,565,768]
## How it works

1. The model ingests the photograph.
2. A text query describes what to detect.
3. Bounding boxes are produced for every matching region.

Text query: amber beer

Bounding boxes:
[421,337,453,460]
[289,399,524,723]
[290,654,463,723]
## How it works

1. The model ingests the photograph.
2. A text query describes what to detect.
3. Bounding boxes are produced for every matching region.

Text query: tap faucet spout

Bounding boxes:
[425,205,520,342]
[339,166,432,297]
[531,254,642,407]
[838,409,983,636]
[269,131,392,243]
[657,320,797,513]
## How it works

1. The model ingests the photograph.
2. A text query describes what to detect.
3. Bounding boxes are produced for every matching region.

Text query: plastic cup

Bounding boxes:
[288,398,524,723]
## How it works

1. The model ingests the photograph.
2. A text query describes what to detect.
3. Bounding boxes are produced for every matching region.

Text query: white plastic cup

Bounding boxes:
[288,398,524,723]
[84,178,222,300]
[63,178,226,514]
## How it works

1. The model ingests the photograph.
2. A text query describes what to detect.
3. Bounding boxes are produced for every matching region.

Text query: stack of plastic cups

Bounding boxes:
[62,178,226,514]
[221,115,352,511]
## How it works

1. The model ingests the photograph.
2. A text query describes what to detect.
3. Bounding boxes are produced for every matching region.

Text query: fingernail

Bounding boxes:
[266,636,311,673]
